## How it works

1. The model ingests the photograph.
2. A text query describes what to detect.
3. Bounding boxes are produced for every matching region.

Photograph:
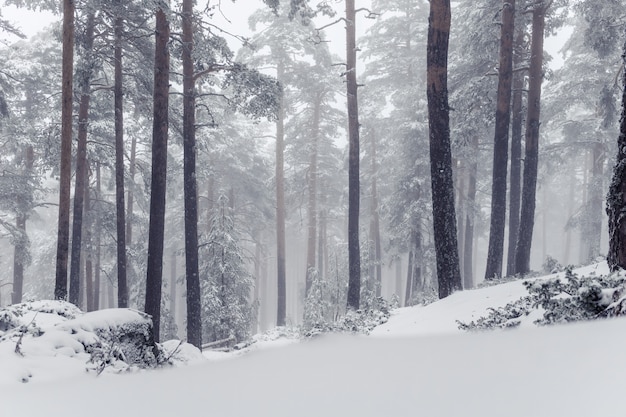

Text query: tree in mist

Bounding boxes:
[54,0,75,301]
[484,0,516,280]
[201,193,254,343]
[514,0,553,275]
[426,0,462,298]
[145,4,170,343]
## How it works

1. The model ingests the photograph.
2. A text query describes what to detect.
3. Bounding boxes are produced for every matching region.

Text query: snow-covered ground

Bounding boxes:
[2,262,624,417]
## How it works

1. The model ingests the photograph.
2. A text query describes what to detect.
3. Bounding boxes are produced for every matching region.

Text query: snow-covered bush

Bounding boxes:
[458,269,626,331]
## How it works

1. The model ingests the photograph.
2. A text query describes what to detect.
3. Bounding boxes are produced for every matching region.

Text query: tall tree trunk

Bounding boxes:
[55,0,75,301]
[145,6,170,343]
[114,5,128,308]
[607,34,626,271]
[94,162,101,310]
[276,61,287,326]
[506,27,526,277]
[395,257,402,306]
[346,0,362,310]
[12,145,33,305]
[69,11,96,305]
[456,160,465,282]
[485,0,516,280]
[182,0,202,349]
[126,135,136,245]
[369,129,382,297]
[84,168,94,311]
[463,136,478,289]
[515,3,548,274]
[427,0,462,298]
[305,93,321,297]
[404,248,414,306]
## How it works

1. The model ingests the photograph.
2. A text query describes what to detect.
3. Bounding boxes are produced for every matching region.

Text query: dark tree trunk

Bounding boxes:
[170,250,177,330]
[463,136,478,289]
[346,0,362,310]
[276,61,287,326]
[126,135,136,245]
[55,0,75,301]
[12,146,33,305]
[69,11,96,305]
[182,0,202,349]
[369,129,382,297]
[506,27,526,277]
[145,7,170,343]
[606,35,626,271]
[485,0,516,280]
[515,4,547,275]
[404,249,414,306]
[114,7,128,308]
[305,93,321,297]
[426,0,462,298]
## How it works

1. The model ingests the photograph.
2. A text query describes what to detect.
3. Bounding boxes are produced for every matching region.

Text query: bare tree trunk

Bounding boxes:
[464,136,478,289]
[84,168,94,311]
[395,258,402,305]
[427,0,462,298]
[114,4,128,308]
[506,27,526,277]
[182,0,202,349]
[69,11,96,305]
[276,61,287,327]
[485,0,516,280]
[515,3,548,274]
[346,0,362,310]
[404,249,413,306]
[169,250,177,332]
[55,0,75,301]
[145,6,170,343]
[126,135,136,245]
[94,163,101,310]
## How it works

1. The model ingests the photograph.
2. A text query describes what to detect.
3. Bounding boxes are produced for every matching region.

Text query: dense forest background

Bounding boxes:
[0,0,623,344]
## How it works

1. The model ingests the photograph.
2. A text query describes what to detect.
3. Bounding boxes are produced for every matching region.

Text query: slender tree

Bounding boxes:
[55,0,75,300]
[345,0,362,310]
[114,0,128,308]
[515,1,551,274]
[426,0,462,298]
[181,0,202,349]
[276,60,287,326]
[485,0,516,280]
[145,5,170,343]
[69,10,96,305]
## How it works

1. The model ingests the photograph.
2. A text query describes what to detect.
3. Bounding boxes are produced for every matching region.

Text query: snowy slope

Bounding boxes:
[2,262,624,417]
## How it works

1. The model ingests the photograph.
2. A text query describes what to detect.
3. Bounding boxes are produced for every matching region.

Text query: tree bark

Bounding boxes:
[515,4,547,275]
[94,162,101,310]
[427,0,462,298]
[69,11,96,305]
[55,0,75,301]
[114,5,128,308]
[606,34,626,271]
[145,6,170,343]
[276,61,287,326]
[84,168,94,311]
[506,27,526,277]
[485,0,516,280]
[463,136,478,289]
[126,135,136,245]
[182,0,202,349]
[346,0,362,310]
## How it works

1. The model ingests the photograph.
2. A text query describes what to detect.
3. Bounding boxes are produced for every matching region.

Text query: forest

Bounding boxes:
[0,0,625,353]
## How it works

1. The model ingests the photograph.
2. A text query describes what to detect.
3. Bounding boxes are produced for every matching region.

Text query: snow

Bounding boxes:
[1,262,624,416]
